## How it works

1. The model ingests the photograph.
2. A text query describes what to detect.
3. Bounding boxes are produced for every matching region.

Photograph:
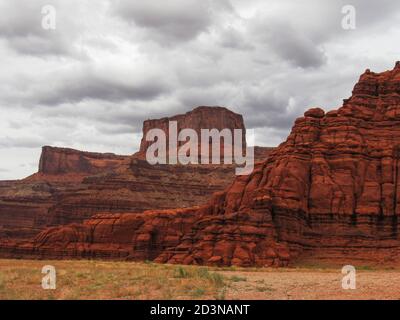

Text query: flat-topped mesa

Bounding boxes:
[0,106,266,244]
[138,106,246,160]
[38,146,129,175]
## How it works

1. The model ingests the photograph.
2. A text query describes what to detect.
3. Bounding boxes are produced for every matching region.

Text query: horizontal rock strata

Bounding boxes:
[0,107,272,248]
[8,63,400,267]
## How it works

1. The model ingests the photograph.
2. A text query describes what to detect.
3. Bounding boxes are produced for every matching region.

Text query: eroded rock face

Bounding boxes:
[0,107,272,246]
[11,63,400,267]
[38,146,128,176]
[138,106,246,161]
[45,159,238,226]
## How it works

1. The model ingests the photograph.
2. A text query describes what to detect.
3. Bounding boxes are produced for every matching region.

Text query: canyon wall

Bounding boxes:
[0,107,271,245]
[38,146,128,176]
[10,63,400,267]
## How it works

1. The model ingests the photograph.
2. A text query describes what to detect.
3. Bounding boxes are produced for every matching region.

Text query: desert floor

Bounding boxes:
[0,259,399,299]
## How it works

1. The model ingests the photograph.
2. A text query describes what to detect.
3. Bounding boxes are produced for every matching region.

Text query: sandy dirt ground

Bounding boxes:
[221,268,400,300]
[0,259,399,299]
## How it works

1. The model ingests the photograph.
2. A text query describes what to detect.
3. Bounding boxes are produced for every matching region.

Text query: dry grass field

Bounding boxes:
[0,259,399,300]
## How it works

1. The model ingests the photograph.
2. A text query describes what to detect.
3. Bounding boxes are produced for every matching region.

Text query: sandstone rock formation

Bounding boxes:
[37,146,128,177]
[8,63,400,267]
[0,107,271,247]
[138,106,246,159]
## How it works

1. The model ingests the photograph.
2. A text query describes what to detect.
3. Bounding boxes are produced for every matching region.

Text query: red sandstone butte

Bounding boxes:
[137,106,246,161]
[0,106,272,247]
[9,62,400,267]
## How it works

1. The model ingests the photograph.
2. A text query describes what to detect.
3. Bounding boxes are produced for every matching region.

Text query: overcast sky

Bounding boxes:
[0,0,399,179]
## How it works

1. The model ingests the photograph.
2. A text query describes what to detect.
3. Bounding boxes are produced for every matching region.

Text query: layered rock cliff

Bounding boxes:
[37,146,128,177]
[0,107,271,245]
[138,106,246,159]
[11,62,400,267]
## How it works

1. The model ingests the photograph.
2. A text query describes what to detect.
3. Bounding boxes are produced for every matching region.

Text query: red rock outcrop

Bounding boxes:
[37,146,129,177]
[139,106,246,152]
[0,179,56,240]
[138,106,246,162]
[9,63,400,267]
[0,148,130,241]
[45,159,237,226]
[0,107,272,246]
[37,106,258,227]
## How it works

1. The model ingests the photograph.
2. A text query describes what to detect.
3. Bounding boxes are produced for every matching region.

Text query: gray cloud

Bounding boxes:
[0,135,47,149]
[249,13,327,68]
[241,88,296,129]
[0,58,173,108]
[113,0,215,44]
[0,0,400,179]
[37,72,170,106]
[218,27,254,51]
[0,0,84,56]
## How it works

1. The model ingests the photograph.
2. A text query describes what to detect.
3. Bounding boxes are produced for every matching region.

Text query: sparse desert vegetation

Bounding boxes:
[1,259,400,300]
[0,259,227,300]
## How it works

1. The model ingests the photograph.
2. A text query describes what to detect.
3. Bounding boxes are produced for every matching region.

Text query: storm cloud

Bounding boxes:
[0,0,400,179]
[112,0,219,44]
